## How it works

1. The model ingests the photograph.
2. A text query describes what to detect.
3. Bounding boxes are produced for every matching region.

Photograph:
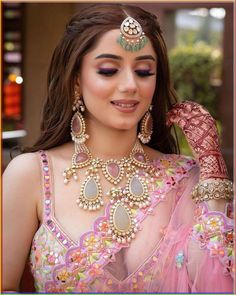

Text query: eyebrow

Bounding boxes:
[95,53,156,61]
[95,54,121,60]
[135,55,156,61]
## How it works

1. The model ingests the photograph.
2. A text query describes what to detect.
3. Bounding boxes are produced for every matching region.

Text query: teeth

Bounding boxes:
[119,104,134,108]
[113,102,136,108]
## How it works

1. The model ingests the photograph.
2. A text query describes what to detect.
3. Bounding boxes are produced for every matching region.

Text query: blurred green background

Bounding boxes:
[167,8,229,156]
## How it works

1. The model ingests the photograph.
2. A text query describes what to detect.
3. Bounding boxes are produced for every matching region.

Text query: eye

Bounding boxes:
[97,68,118,76]
[135,70,155,77]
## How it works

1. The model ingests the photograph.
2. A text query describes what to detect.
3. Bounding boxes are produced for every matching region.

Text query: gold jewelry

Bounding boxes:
[138,106,153,144]
[108,200,139,244]
[117,16,148,52]
[63,138,155,244]
[191,178,233,203]
[64,89,89,184]
[73,89,85,112]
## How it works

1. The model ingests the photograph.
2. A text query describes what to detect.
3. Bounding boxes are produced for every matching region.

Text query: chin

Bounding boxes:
[106,117,139,132]
[113,123,137,132]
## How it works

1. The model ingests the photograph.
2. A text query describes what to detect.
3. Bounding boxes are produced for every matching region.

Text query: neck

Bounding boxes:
[86,121,138,160]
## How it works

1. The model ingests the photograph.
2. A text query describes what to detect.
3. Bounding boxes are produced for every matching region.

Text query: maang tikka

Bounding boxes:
[138,105,153,144]
[117,15,148,52]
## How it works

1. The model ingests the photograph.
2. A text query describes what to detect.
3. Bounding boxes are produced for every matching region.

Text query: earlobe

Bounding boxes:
[75,74,81,88]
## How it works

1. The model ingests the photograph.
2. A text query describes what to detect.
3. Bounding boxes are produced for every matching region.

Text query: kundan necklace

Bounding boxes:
[63,138,156,244]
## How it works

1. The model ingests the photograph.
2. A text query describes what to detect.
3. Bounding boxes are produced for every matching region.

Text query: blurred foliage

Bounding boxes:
[169,42,222,117]
[177,29,222,48]
[169,42,223,155]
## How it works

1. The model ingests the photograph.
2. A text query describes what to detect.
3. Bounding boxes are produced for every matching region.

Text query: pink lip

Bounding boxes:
[111,100,139,113]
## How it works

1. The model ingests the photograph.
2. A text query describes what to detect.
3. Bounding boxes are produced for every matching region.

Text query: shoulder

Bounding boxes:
[3,152,44,226]
[3,152,42,203]
[3,152,41,179]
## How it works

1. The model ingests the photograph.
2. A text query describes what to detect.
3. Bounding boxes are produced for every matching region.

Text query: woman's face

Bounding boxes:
[78,29,157,132]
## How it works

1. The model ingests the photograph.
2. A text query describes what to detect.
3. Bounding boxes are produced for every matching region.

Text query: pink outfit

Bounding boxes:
[30,151,234,293]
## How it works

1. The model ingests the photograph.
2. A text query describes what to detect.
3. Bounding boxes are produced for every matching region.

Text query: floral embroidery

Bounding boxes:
[47,251,60,265]
[192,202,234,278]
[56,268,71,283]
[30,225,67,291]
[30,153,197,292]
[88,263,104,276]
[175,250,185,269]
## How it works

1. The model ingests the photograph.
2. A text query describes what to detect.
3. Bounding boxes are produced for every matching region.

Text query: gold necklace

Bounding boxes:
[63,139,154,244]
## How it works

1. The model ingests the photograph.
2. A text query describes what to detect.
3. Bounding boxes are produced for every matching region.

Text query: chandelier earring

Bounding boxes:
[71,89,88,144]
[63,89,90,184]
[71,90,88,145]
[138,105,153,144]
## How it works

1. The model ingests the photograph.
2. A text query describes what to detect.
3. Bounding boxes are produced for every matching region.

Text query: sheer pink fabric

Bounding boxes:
[29,151,233,293]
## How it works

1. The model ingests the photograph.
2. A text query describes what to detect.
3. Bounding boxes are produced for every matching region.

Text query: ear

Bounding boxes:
[75,81,80,89]
[74,74,81,90]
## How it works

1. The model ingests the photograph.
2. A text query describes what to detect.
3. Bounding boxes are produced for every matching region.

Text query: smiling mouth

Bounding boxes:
[111,101,139,108]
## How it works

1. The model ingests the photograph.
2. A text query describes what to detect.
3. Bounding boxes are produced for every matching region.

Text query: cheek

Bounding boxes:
[81,73,113,100]
[141,79,156,101]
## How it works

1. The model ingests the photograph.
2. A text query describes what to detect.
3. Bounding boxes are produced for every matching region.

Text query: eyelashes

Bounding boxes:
[135,70,155,77]
[97,68,155,77]
[97,68,118,76]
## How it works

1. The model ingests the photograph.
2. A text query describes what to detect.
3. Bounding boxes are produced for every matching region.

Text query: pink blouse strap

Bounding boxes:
[38,150,53,221]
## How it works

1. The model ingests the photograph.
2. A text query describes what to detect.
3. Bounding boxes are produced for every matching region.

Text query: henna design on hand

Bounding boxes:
[166,101,228,180]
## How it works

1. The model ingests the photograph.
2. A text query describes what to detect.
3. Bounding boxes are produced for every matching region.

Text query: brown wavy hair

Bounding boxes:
[24,3,179,154]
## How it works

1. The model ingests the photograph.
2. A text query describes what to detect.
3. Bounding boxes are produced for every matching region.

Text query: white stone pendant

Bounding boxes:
[108,200,138,244]
[76,176,104,211]
[126,174,150,208]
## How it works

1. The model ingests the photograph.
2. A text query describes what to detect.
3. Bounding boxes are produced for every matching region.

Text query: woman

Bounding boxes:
[3,3,233,293]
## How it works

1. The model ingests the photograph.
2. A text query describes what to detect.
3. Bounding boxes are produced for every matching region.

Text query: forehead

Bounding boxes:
[86,29,157,60]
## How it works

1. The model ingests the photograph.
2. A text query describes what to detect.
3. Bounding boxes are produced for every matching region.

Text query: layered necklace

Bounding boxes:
[63,138,155,244]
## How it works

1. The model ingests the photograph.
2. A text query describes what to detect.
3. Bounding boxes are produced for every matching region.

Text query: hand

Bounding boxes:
[166,101,228,180]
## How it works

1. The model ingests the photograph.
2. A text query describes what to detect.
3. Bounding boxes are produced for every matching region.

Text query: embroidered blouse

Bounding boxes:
[29,151,234,293]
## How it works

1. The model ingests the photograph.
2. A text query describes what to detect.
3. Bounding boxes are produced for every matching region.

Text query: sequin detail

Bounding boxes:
[192,202,234,277]
[39,151,74,248]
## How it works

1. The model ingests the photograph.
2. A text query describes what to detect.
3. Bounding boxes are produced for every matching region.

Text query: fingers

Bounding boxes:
[166,101,194,127]
[166,101,215,128]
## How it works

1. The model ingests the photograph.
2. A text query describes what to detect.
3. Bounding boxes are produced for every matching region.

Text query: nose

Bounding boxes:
[118,68,137,94]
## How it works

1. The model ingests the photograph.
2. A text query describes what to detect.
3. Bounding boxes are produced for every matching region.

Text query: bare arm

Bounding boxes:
[3,153,41,292]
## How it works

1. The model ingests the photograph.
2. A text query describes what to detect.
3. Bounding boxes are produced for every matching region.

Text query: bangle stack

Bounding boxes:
[191,178,234,203]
